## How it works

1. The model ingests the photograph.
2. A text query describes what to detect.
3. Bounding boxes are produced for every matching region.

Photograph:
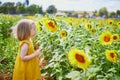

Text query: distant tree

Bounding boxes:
[38,6,43,14]
[25,0,29,6]
[2,2,15,14]
[16,2,25,14]
[93,10,98,17]
[8,6,16,14]
[98,7,108,17]
[109,12,116,18]
[2,2,14,6]
[116,10,120,15]
[0,1,2,5]
[68,12,72,17]
[16,5,26,14]
[16,2,23,6]
[46,5,57,14]
[0,1,43,14]
[83,11,88,18]
[0,6,7,13]
[26,4,39,14]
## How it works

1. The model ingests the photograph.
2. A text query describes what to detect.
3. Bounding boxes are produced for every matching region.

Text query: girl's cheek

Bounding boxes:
[34,31,36,35]
[34,28,37,35]
[35,28,37,34]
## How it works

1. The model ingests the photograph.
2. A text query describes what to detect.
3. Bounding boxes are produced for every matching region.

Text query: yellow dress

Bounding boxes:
[13,40,41,80]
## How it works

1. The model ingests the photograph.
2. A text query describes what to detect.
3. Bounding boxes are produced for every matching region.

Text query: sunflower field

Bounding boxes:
[0,14,120,80]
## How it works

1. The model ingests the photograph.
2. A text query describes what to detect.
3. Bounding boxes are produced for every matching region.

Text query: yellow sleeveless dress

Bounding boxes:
[13,40,41,80]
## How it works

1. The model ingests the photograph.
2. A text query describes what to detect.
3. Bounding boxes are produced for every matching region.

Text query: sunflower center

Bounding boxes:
[110,53,115,58]
[82,20,85,22]
[104,35,110,42]
[113,36,117,40]
[91,29,95,33]
[87,24,91,29]
[75,53,85,63]
[62,33,65,36]
[48,21,55,28]
[110,22,112,24]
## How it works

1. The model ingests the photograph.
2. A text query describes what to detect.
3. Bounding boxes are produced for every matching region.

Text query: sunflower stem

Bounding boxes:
[117,59,120,74]
[84,69,87,80]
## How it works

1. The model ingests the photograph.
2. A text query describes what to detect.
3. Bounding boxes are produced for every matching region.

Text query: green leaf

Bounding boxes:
[65,71,81,80]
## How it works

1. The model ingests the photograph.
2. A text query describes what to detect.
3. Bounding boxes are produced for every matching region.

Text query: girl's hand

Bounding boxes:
[35,49,41,57]
[38,48,42,58]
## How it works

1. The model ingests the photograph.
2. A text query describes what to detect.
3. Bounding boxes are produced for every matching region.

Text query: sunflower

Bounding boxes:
[117,22,120,28]
[85,23,92,30]
[60,30,67,38]
[73,19,80,27]
[66,17,74,25]
[81,18,85,22]
[45,20,58,32]
[105,50,117,62]
[90,29,96,34]
[100,31,113,45]
[112,34,119,41]
[68,48,91,69]
[108,19,114,25]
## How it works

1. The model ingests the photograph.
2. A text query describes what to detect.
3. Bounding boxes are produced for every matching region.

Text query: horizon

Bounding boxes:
[0,0,120,12]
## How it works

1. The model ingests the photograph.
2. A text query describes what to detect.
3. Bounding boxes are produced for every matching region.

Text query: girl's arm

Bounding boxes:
[20,43,40,61]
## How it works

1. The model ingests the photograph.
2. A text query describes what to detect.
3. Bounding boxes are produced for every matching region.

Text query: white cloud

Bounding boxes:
[36,0,120,11]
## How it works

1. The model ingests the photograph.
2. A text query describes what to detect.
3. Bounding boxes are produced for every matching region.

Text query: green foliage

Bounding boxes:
[0,14,20,73]
[0,14,20,39]
[0,37,18,73]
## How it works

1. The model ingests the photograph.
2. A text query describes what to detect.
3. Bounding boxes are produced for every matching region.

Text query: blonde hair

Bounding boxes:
[11,19,35,41]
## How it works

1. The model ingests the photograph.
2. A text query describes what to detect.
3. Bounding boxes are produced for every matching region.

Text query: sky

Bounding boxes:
[0,0,120,11]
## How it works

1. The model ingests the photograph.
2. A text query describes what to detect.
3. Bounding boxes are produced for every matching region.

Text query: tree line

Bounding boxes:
[98,7,120,18]
[0,1,57,15]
